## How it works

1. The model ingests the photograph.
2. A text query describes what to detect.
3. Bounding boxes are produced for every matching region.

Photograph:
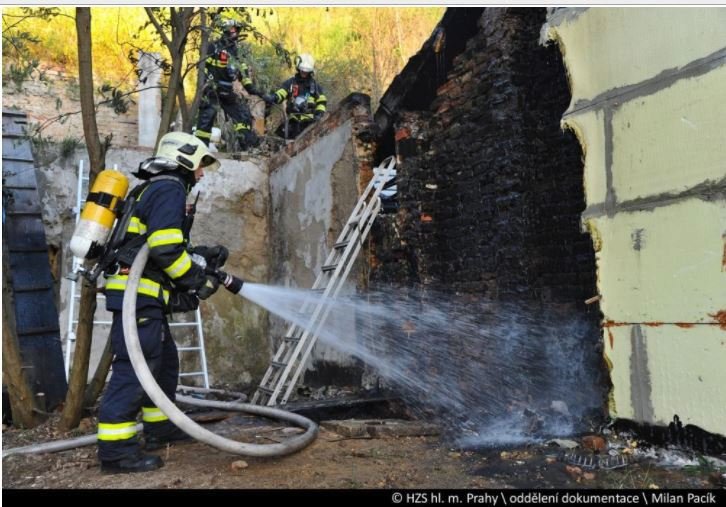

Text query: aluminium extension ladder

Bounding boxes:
[65,160,210,388]
[251,156,397,406]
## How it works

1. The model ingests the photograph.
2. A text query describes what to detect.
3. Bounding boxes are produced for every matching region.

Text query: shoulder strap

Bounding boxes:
[150,173,187,188]
[107,181,151,250]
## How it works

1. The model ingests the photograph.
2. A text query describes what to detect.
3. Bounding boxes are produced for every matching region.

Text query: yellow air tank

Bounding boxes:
[70,169,129,259]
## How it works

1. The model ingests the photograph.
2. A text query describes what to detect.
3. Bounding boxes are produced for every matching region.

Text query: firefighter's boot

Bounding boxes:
[101,452,164,474]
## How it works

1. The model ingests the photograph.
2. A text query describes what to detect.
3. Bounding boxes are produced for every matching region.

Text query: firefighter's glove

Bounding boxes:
[168,292,200,313]
[196,276,220,300]
[262,94,276,105]
[192,245,229,271]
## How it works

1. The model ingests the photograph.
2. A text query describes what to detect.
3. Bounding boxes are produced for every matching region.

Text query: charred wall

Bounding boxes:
[371,8,607,431]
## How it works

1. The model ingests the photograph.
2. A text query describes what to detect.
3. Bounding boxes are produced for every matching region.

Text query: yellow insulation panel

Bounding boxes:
[605,325,726,435]
[611,66,726,202]
[547,7,726,108]
[563,109,607,208]
[592,199,726,323]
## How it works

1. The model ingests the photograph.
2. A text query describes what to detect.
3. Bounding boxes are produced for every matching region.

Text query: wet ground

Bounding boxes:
[3,410,725,490]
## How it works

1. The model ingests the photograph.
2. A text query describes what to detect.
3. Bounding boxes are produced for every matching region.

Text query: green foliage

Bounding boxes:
[3,7,161,87]
[98,82,134,114]
[59,136,81,160]
[5,60,40,90]
[4,6,443,131]
[250,7,444,108]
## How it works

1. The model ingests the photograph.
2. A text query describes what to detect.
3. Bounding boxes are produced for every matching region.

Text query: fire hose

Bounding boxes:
[3,244,318,459]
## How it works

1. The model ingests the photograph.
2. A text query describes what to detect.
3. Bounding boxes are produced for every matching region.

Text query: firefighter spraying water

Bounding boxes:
[65,132,315,474]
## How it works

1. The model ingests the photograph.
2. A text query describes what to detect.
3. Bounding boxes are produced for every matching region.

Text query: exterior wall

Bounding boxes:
[544,7,726,435]
[2,65,139,147]
[370,8,606,429]
[35,145,271,388]
[268,95,376,386]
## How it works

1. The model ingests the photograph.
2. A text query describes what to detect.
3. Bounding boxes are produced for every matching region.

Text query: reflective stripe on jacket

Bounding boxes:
[105,175,205,314]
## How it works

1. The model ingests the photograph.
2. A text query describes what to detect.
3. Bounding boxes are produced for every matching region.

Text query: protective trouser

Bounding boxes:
[97,314,180,462]
[275,117,315,140]
[194,89,258,150]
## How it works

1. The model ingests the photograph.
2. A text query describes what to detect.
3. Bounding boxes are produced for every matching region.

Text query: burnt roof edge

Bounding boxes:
[374,7,486,136]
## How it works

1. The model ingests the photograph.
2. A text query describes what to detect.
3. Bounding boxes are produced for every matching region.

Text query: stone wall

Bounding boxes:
[2,65,139,147]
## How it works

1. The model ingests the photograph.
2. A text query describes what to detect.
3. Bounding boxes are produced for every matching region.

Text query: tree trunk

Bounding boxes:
[177,81,189,130]
[83,334,113,409]
[151,7,194,147]
[157,52,184,146]
[2,242,41,429]
[60,6,104,432]
[187,9,209,131]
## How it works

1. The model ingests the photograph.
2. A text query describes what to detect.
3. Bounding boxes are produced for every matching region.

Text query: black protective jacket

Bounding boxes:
[272,73,327,122]
[203,38,257,96]
[104,174,206,317]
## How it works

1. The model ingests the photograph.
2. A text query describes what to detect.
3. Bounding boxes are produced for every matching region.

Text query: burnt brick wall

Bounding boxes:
[375,8,597,309]
[369,8,606,430]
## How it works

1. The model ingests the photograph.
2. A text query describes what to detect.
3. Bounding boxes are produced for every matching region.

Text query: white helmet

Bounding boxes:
[142,132,221,173]
[296,53,315,73]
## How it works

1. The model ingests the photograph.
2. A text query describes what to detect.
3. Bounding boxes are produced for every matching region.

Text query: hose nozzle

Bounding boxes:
[213,269,244,295]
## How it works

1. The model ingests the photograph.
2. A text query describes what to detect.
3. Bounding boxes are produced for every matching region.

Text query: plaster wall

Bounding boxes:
[269,120,363,378]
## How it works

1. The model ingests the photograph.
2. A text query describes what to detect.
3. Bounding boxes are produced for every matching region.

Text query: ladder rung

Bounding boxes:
[333,241,349,249]
[179,372,204,377]
[177,346,202,352]
[312,288,326,293]
[168,322,199,327]
[271,360,287,368]
[284,335,301,342]
[257,386,274,395]
[321,264,337,272]
[74,293,106,299]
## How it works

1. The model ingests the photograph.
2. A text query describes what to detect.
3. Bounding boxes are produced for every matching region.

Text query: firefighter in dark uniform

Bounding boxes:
[97,132,228,474]
[262,53,327,139]
[194,19,261,151]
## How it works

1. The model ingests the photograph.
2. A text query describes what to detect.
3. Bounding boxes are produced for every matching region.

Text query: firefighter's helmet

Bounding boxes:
[295,53,315,73]
[142,132,220,174]
[220,19,245,40]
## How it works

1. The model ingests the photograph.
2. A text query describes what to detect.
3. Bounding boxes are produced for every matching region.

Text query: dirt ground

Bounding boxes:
[2,411,725,490]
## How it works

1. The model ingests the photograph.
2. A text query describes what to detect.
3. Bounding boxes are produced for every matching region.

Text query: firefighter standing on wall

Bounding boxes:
[262,53,327,139]
[194,19,261,151]
[97,132,229,474]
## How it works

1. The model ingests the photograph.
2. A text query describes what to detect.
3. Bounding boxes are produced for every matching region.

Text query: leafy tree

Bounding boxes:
[139,7,291,143]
